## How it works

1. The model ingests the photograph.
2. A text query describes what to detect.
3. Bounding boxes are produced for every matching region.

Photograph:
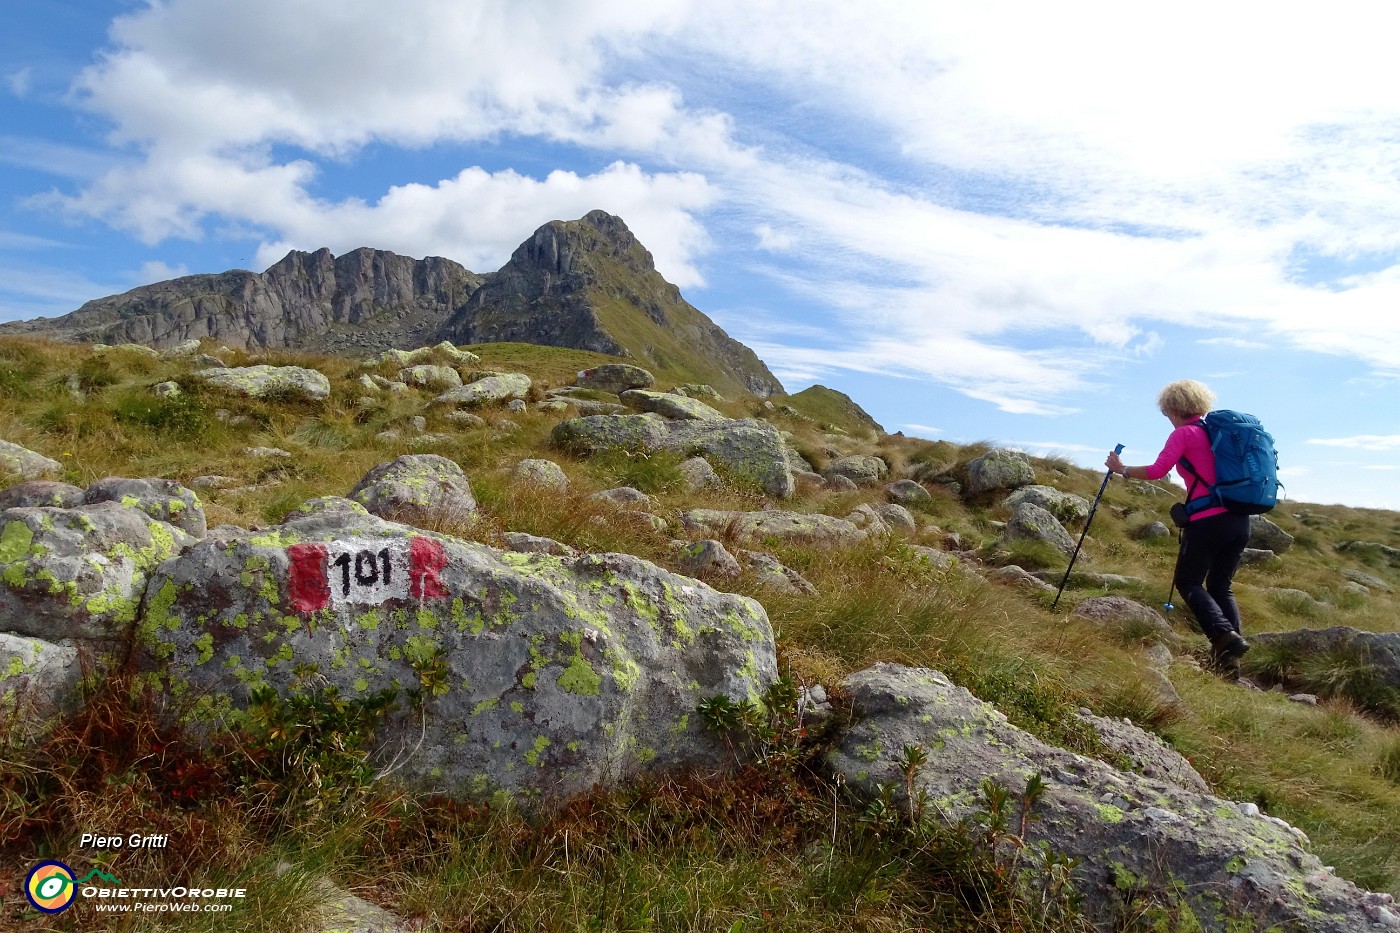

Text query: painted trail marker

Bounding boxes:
[287,537,449,613]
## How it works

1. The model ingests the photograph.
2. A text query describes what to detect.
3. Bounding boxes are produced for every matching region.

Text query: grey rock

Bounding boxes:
[1004,485,1090,525]
[85,476,207,538]
[1135,521,1173,540]
[0,441,62,481]
[0,502,192,650]
[536,400,571,413]
[397,364,462,391]
[514,459,569,491]
[244,446,293,459]
[619,389,725,421]
[905,545,958,572]
[0,632,82,738]
[348,455,478,528]
[137,508,777,808]
[674,384,722,400]
[196,364,331,401]
[1239,548,1279,566]
[1343,568,1391,592]
[1337,540,1400,565]
[432,372,532,407]
[1249,627,1400,694]
[1075,709,1208,793]
[591,487,652,507]
[988,565,1054,592]
[873,503,916,534]
[576,363,655,395]
[553,415,795,500]
[1248,515,1294,555]
[678,456,721,492]
[680,509,866,548]
[1288,693,1320,705]
[372,342,480,369]
[93,342,159,357]
[160,338,202,358]
[738,550,817,595]
[501,532,577,557]
[1070,596,1176,642]
[996,502,1077,558]
[506,399,526,413]
[444,411,488,429]
[151,380,182,398]
[191,354,225,369]
[827,662,1382,933]
[884,479,932,506]
[844,504,890,536]
[0,481,86,510]
[965,448,1035,498]
[822,455,887,487]
[824,474,858,492]
[674,539,743,580]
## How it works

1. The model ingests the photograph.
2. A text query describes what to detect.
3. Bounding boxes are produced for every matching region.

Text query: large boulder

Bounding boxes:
[576,364,654,395]
[553,415,795,499]
[397,365,463,391]
[965,448,1035,498]
[0,481,85,510]
[827,663,1389,933]
[1248,627,1400,693]
[0,441,62,481]
[619,389,725,421]
[1070,596,1176,643]
[1248,515,1294,555]
[0,632,82,737]
[195,365,331,401]
[348,455,478,528]
[371,342,480,369]
[822,455,887,487]
[84,477,207,538]
[1004,485,1090,526]
[679,509,866,548]
[996,502,1077,558]
[0,502,192,651]
[135,507,777,807]
[513,459,569,491]
[431,372,532,408]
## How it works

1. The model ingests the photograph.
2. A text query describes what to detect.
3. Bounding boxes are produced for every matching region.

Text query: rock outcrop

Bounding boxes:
[827,662,1392,932]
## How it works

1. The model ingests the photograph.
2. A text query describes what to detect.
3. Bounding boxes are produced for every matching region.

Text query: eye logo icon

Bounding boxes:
[26,860,77,913]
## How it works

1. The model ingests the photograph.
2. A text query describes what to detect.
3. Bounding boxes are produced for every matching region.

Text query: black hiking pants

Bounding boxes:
[1175,511,1250,643]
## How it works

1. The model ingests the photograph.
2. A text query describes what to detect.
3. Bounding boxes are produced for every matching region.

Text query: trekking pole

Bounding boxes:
[1052,444,1123,611]
[1164,528,1186,611]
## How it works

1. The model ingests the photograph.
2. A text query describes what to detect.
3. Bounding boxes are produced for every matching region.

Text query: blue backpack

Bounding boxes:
[1178,410,1281,516]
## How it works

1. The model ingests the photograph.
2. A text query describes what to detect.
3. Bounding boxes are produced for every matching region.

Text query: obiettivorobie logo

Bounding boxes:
[25,861,120,914]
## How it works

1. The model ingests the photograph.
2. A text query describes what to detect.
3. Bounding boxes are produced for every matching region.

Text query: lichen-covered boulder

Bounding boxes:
[85,477,207,538]
[0,502,192,649]
[619,390,725,421]
[678,456,721,492]
[737,550,817,595]
[195,364,331,400]
[674,539,742,580]
[370,342,480,369]
[0,632,81,737]
[397,365,463,391]
[135,508,777,807]
[431,372,532,408]
[873,503,916,534]
[1070,596,1175,643]
[1248,627,1400,693]
[514,459,569,491]
[348,456,478,528]
[0,441,62,481]
[827,662,1389,933]
[965,448,1035,498]
[1004,485,1090,525]
[553,416,795,499]
[996,502,1077,558]
[679,509,865,548]
[674,384,721,400]
[1074,709,1208,794]
[1248,515,1294,555]
[822,455,887,487]
[0,481,85,510]
[576,364,654,395]
[884,479,932,506]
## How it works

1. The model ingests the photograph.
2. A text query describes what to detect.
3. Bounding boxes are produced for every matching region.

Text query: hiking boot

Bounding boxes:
[1209,632,1250,679]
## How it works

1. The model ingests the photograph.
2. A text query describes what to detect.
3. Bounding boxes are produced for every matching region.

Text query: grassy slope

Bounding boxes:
[3,336,1400,931]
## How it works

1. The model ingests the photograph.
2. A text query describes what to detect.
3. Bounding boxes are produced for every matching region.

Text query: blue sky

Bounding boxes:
[3,1,1399,509]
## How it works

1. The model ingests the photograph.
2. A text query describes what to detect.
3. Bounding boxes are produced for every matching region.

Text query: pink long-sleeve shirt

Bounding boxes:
[1143,422,1229,521]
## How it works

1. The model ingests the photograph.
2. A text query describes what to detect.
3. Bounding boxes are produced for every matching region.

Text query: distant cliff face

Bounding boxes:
[0,248,483,355]
[0,211,783,398]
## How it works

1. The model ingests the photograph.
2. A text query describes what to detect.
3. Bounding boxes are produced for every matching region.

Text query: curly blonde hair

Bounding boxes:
[1157,380,1215,418]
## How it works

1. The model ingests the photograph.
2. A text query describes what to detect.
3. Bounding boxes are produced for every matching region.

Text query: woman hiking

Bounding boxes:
[1106,380,1251,678]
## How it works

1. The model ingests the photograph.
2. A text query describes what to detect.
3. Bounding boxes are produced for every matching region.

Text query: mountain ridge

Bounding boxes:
[0,211,783,400]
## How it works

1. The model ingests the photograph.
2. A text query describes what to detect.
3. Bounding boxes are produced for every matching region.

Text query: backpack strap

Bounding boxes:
[1176,420,1216,515]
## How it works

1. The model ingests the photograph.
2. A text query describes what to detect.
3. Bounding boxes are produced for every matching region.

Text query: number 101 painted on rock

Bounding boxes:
[286,536,450,613]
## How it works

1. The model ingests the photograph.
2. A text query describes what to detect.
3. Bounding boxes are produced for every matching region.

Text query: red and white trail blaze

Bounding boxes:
[286,536,448,613]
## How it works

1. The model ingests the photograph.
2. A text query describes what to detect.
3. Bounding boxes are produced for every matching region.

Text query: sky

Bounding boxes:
[3,1,1399,510]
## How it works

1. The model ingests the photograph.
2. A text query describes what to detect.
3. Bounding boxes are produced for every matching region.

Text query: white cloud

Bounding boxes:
[1198,337,1269,351]
[1306,435,1400,451]
[6,68,32,97]
[137,261,189,282]
[901,424,942,439]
